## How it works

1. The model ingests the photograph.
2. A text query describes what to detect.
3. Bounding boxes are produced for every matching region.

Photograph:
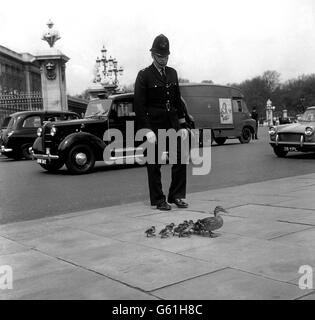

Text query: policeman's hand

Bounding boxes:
[146,131,157,144]
[180,128,189,140]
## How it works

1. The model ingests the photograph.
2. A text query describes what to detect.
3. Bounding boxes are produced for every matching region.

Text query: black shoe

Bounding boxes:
[156,201,172,211]
[169,198,189,208]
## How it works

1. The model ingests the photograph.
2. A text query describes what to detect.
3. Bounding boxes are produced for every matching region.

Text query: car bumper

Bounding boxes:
[30,148,59,161]
[0,145,13,154]
[270,134,315,148]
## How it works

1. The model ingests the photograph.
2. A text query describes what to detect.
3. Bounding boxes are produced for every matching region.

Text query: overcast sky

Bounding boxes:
[1,0,315,95]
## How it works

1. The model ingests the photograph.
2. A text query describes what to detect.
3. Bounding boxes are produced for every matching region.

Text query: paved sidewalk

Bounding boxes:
[1,174,315,300]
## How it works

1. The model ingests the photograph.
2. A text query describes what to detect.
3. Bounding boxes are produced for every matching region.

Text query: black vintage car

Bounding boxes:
[31,93,194,174]
[0,111,80,160]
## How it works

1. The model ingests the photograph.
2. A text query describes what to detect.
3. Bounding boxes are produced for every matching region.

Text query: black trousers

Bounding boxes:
[146,136,187,206]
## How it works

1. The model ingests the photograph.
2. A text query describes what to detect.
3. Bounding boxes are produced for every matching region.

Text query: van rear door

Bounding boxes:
[232,97,250,133]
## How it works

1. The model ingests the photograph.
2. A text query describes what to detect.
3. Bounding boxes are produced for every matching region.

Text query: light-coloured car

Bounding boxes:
[269,106,315,157]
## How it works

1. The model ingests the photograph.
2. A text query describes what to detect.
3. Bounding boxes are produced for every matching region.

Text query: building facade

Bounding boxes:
[0,45,88,124]
[0,45,41,95]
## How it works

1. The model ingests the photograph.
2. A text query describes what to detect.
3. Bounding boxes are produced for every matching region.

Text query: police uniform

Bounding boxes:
[134,34,188,209]
[251,109,259,139]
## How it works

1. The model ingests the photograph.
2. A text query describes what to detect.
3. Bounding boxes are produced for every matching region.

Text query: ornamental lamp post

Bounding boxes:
[94,45,123,87]
[266,99,276,126]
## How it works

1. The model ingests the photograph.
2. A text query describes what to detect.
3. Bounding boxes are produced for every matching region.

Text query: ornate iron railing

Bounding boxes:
[0,92,43,125]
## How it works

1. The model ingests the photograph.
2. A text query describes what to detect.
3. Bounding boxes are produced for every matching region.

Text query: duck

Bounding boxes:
[145,226,156,237]
[199,206,228,237]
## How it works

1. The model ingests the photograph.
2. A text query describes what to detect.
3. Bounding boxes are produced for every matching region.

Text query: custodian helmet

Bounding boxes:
[150,34,170,56]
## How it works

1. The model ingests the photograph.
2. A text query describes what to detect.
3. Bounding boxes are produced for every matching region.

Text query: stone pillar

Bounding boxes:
[35,49,69,111]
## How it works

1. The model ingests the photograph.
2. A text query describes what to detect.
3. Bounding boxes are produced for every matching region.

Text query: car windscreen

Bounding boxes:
[85,100,112,118]
[6,117,17,130]
[299,109,315,122]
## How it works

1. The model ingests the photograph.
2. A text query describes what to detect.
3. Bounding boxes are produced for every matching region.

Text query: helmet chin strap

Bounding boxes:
[152,55,167,68]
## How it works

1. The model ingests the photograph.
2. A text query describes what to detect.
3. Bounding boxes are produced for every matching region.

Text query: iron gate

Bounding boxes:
[0,92,43,125]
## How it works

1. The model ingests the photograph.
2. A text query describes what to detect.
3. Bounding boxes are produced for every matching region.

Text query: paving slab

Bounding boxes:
[228,204,315,221]
[0,236,30,256]
[111,230,242,254]
[218,216,312,240]
[285,188,315,198]
[278,215,315,226]
[79,216,181,238]
[2,173,315,300]
[133,209,242,226]
[297,291,315,300]
[0,220,70,242]
[0,251,72,282]
[272,198,315,210]
[53,203,157,227]
[152,268,303,300]
[1,265,156,300]
[179,235,315,282]
[271,228,315,249]
[20,229,122,256]
[51,242,225,291]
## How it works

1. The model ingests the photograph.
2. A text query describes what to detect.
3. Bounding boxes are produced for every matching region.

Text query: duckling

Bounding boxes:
[200,206,228,237]
[145,226,156,237]
[193,219,206,235]
[166,223,175,233]
[173,223,186,237]
[159,226,173,238]
[179,220,195,237]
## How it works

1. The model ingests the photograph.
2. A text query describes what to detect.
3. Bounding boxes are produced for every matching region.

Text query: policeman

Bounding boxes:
[134,34,189,211]
[251,107,259,139]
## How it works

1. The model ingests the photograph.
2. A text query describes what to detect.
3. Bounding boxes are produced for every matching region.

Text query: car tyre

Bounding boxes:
[214,137,227,145]
[40,160,64,172]
[65,144,95,174]
[273,146,288,158]
[239,127,252,144]
[21,143,33,160]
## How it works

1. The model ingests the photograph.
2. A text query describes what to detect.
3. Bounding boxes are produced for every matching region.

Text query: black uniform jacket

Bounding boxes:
[134,64,186,133]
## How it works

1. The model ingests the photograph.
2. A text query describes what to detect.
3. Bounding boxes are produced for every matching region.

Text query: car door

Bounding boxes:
[107,98,139,161]
[19,115,42,143]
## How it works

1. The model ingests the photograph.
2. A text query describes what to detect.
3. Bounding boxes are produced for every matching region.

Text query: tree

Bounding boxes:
[178,78,190,83]
[262,70,281,93]
[73,89,90,100]
[121,83,134,93]
[201,80,214,84]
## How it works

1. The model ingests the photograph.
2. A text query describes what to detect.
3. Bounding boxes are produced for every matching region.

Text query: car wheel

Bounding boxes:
[40,160,64,172]
[65,144,95,174]
[21,144,33,160]
[214,137,227,145]
[239,127,252,144]
[273,146,288,158]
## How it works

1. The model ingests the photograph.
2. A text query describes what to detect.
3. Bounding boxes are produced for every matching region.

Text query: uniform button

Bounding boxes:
[167,92,169,95]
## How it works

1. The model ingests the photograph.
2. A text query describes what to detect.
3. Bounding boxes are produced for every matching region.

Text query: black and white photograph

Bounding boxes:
[1,0,315,304]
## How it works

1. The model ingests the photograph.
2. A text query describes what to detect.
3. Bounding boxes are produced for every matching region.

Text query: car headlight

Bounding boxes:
[50,126,57,136]
[305,127,314,136]
[37,128,43,137]
[7,131,14,137]
[269,127,277,136]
